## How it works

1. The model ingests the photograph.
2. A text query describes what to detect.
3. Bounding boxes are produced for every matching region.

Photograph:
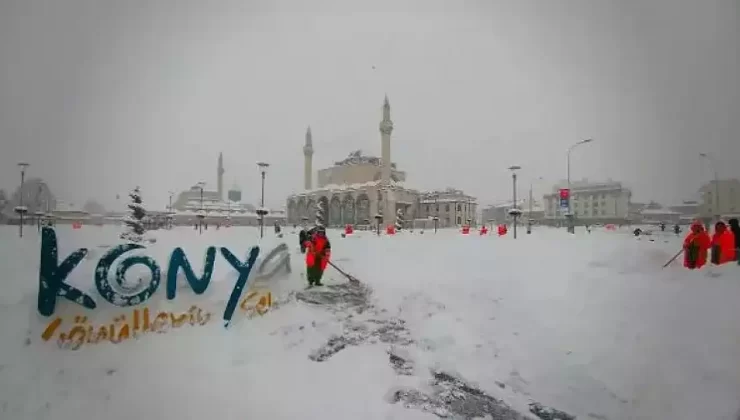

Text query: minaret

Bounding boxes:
[379,95,394,185]
[217,152,225,200]
[303,126,314,190]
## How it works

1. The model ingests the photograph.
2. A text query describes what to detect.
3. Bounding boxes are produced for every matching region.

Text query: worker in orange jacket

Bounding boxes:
[303,226,331,287]
[683,221,711,269]
[710,221,736,265]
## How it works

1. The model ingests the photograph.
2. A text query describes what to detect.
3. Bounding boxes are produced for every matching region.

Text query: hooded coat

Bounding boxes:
[304,229,331,271]
[728,218,740,256]
[303,228,331,285]
[711,221,736,265]
[683,221,711,269]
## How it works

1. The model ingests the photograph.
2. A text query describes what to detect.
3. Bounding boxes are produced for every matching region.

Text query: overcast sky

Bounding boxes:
[1,0,738,211]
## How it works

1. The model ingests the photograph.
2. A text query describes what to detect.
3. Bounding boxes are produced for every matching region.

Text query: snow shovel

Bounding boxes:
[663,249,684,268]
[328,261,360,283]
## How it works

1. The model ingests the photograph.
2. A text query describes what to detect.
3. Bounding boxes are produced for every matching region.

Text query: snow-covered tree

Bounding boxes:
[395,208,404,231]
[120,186,147,243]
[315,201,326,227]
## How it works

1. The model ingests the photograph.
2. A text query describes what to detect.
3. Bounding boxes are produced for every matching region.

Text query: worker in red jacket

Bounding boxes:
[303,226,331,287]
[683,221,711,269]
[710,221,736,265]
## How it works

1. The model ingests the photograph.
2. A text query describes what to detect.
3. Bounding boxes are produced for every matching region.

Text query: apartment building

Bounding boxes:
[542,179,631,224]
[698,179,740,219]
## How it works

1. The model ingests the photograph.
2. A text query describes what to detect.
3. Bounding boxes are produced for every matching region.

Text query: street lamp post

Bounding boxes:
[35,210,44,232]
[566,139,594,233]
[15,162,30,238]
[257,162,270,239]
[433,194,439,233]
[196,182,205,234]
[33,182,44,232]
[699,153,720,220]
[168,191,175,229]
[527,176,544,234]
[467,197,473,227]
[508,165,522,239]
[226,200,232,228]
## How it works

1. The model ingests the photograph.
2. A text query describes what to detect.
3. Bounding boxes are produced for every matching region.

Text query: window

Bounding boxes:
[445,204,450,212]
[426,205,430,212]
[457,204,462,211]
[457,216,461,224]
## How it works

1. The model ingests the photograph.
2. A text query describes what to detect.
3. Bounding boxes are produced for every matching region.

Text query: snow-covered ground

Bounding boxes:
[1,224,739,419]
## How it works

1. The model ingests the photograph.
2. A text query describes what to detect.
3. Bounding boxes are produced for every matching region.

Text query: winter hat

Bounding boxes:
[313,225,326,236]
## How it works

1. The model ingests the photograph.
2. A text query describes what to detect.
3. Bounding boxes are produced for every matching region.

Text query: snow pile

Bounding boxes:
[1,225,740,420]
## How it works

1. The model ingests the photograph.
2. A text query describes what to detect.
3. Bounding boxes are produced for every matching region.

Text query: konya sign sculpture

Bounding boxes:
[36,227,291,350]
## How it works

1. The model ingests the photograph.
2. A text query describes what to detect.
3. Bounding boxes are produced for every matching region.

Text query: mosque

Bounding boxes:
[170,153,286,226]
[286,97,478,228]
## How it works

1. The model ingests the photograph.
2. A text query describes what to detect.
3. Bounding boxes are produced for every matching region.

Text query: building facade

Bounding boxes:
[542,179,631,224]
[286,97,477,229]
[481,198,543,225]
[416,189,478,227]
[637,207,682,224]
[668,200,700,223]
[698,179,740,219]
[287,97,418,228]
